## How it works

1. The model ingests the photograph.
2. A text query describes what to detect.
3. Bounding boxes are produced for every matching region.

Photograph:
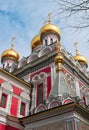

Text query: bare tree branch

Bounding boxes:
[55,0,89,29]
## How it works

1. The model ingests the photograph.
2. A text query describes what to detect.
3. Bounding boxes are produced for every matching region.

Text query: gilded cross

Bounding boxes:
[47,13,52,23]
[74,42,78,54]
[11,37,16,49]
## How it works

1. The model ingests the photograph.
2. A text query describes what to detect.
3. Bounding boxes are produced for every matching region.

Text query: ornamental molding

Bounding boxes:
[34,104,47,113]
[39,46,52,57]
[1,81,13,92]
[32,72,47,83]
[21,91,30,100]
[27,53,38,63]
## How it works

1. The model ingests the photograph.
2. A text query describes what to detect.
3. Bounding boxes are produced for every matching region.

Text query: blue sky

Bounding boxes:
[0,0,89,66]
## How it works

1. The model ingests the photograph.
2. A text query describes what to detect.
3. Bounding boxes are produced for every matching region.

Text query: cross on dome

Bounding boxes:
[43,13,52,25]
[11,37,16,49]
[74,42,79,55]
[47,12,52,23]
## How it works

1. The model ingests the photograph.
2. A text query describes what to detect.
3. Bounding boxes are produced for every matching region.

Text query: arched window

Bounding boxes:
[20,102,26,116]
[37,83,44,106]
[0,93,7,108]
[50,38,53,44]
[45,39,48,45]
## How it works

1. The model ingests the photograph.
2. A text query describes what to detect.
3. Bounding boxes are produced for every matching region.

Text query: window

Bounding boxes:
[45,39,48,45]
[66,120,74,130]
[20,102,26,116]
[0,93,7,108]
[50,38,53,44]
[76,121,81,130]
[37,83,43,106]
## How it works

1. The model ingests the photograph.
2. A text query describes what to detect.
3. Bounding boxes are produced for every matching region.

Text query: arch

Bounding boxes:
[35,104,47,113]
[65,73,76,97]
[39,46,52,57]
[68,54,76,64]
[21,91,30,100]
[18,57,27,68]
[63,98,74,105]
[76,61,81,69]
[48,100,61,109]
[39,72,46,79]
[10,63,18,72]
[27,53,38,63]
[32,75,39,82]
[46,95,54,104]
[1,81,13,92]
[61,47,68,56]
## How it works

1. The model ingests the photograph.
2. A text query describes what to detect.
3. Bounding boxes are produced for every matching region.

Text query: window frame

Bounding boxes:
[20,101,26,116]
[0,93,8,108]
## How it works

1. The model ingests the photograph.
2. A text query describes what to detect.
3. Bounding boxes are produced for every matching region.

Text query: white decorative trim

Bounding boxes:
[1,81,13,92]
[35,104,47,113]
[39,46,52,57]
[21,91,30,100]
[27,53,38,63]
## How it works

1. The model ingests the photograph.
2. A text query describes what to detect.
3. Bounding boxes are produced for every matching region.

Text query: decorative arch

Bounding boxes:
[76,61,81,69]
[35,104,47,113]
[48,100,61,109]
[1,81,13,92]
[65,73,76,97]
[20,91,30,100]
[32,75,39,82]
[10,63,18,72]
[18,57,27,68]
[46,95,55,104]
[32,72,46,82]
[27,53,38,63]
[63,98,74,105]
[68,54,76,64]
[61,47,68,56]
[39,46,52,57]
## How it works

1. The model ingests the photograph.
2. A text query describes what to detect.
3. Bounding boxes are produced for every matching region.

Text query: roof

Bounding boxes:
[0,68,32,88]
[20,102,89,123]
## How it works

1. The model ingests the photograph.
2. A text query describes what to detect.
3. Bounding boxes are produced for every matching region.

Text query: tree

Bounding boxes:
[55,0,89,29]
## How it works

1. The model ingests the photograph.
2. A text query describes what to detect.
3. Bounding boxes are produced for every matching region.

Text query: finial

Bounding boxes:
[55,41,64,72]
[74,42,79,55]
[11,37,16,49]
[47,13,52,23]
[11,43,14,49]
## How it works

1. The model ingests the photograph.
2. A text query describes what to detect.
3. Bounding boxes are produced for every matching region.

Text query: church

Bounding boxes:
[0,15,89,130]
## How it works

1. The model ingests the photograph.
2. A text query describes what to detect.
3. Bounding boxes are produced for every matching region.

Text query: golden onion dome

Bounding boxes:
[73,42,88,67]
[74,54,88,66]
[1,45,19,62]
[31,34,42,50]
[40,23,61,36]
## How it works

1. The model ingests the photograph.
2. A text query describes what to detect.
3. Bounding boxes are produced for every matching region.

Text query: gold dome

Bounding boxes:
[74,54,88,66]
[40,23,61,36]
[31,34,42,50]
[1,47,19,62]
